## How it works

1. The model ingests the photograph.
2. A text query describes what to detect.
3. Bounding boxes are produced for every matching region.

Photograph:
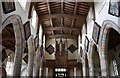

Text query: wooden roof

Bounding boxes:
[34,1,93,39]
[1,24,15,51]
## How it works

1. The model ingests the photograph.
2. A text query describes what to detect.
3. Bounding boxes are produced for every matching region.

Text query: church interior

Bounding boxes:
[0,0,120,77]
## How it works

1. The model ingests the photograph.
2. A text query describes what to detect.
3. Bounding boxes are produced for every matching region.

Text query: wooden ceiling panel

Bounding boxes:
[46,30,53,35]
[39,14,86,19]
[64,2,75,6]
[42,19,51,27]
[47,34,78,39]
[35,3,49,15]
[77,8,89,12]
[64,10,74,14]
[51,10,61,13]
[76,2,90,16]
[36,3,47,9]
[72,31,80,35]
[2,39,15,46]
[2,24,15,51]
[52,18,61,26]
[64,2,75,14]
[34,2,92,39]
[2,30,11,37]
[78,2,89,6]
[44,27,80,31]
[50,2,61,7]
[64,4,75,8]
[64,17,72,22]
[37,12,49,15]
[54,30,62,34]
[50,2,61,14]
[73,20,84,28]
[64,18,72,27]
[63,30,70,34]
[64,0,76,2]
[36,2,47,5]
[36,6,48,10]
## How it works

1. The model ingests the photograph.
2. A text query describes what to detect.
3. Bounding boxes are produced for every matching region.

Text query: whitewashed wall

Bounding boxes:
[44,38,78,60]
[95,2,119,26]
[44,39,56,60]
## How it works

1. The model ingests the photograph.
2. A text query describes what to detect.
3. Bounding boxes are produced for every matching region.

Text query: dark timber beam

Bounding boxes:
[1,37,15,41]
[88,2,94,7]
[5,27,14,35]
[44,27,80,31]
[47,1,54,35]
[61,0,64,34]
[46,34,78,39]
[70,1,78,35]
[39,14,86,19]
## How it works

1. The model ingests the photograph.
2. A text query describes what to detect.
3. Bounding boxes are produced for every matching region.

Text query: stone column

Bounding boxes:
[69,68,74,77]
[76,66,82,77]
[27,35,35,77]
[46,68,48,78]
[34,46,41,78]
[43,67,46,77]
[89,56,94,77]
[82,61,86,77]
[39,67,42,77]
[48,68,53,77]
[100,53,108,76]
[74,67,76,78]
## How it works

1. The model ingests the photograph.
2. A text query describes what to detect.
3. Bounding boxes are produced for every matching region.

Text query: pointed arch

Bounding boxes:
[98,20,120,76]
[2,15,25,76]
[88,39,101,76]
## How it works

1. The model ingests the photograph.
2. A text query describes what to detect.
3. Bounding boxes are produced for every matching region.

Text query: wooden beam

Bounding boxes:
[61,0,64,34]
[1,38,15,41]
[50,18,54,35]
[70,19,75,34]
[88,2,94,7]
[70,1,78,35]
[3,28,15,37]
[44,27,80,31]
[47,1,54,35]
[39,14,86,19]
[8,40,15,44]
[5,46,15,50]
[47,2,51,14]
[5,27,14,34]
[46,34,78,39]
[34,3,42,18]
[61,0,64,13]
